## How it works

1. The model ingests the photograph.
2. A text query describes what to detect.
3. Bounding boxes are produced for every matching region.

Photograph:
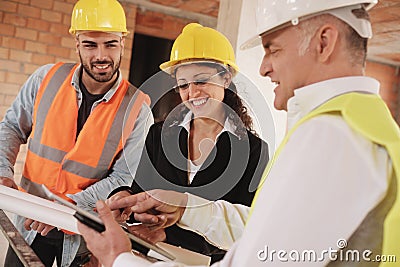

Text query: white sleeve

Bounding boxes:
[113,252,153,267]
[215,115,390,266]
[177,193,249,250]
[113,252,188,267]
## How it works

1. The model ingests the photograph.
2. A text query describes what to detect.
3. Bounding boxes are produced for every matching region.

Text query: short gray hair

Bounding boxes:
[295,13,368,67]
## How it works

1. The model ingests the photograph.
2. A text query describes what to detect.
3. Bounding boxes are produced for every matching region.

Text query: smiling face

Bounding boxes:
[174,63,229,119]
[76,31,124,85]
[259,26,315,111]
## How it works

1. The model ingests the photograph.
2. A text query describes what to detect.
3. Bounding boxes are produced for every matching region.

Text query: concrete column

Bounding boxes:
[217,0,287,154]
[216,0,242,50]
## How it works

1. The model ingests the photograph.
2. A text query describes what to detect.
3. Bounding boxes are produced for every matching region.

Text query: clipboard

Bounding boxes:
[41,185,175,261]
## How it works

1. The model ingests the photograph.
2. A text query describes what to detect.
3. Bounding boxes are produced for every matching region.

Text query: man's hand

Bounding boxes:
[24,219,55,236]
[0,177,18,189]
[106,190,132,223]
[78,200,131,267]
[108,189,188,230]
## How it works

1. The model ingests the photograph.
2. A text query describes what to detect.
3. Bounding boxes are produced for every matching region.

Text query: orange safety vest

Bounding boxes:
[20,62,150,201]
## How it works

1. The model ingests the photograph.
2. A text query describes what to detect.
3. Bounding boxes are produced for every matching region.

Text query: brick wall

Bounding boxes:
[366,61,400,123]
[134,9,193,40]
[0,0,192,182]
[0,0,138,181]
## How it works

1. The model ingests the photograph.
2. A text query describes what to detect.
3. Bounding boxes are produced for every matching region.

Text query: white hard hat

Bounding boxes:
[241,0,378,50]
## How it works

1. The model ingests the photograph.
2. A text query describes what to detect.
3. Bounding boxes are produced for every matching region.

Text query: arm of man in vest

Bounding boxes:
[0,65,59,235]
[0,65,53,189]
[68,104,153,213]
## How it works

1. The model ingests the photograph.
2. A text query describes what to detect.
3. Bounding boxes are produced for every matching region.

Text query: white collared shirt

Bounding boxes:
[178,111,239,139]
[179,111,239,184]
[286,76,380,129]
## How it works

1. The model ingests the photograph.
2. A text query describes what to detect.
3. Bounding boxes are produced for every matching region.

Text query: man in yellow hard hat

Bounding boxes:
[77,0,400,266]
[0,0,152,266]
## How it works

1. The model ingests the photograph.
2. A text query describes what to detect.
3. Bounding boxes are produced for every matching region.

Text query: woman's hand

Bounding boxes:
[109,189,188,230]
[127,224,167,244]
[106,190,132,223]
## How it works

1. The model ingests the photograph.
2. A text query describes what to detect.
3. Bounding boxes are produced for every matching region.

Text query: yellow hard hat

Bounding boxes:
[69,0,129,36]
[160,23,239,74]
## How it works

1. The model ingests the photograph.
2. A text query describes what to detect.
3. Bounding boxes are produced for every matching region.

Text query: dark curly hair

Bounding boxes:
[223,82,257,137]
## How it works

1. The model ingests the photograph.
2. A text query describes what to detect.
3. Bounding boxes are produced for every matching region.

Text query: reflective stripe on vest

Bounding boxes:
[21,62,150,198]
[249,93,400,266]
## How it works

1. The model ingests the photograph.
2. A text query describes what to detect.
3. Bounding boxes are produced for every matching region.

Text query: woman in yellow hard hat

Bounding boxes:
[104,23,269,263]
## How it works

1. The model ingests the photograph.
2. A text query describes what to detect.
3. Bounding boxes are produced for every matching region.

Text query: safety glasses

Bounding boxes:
[173,70,225,93]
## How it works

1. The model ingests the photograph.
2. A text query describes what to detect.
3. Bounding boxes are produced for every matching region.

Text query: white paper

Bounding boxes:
[149,242,211,266]
[0,185,79,233]
[0,185,211,266]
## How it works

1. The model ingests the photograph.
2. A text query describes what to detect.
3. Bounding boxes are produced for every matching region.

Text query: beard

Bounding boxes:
[79,52,122,83]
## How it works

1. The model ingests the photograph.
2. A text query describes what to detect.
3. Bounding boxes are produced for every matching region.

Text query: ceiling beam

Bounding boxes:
[123,0,218,28]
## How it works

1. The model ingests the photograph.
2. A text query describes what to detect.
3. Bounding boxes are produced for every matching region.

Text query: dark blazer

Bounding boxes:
[130,120,269,262]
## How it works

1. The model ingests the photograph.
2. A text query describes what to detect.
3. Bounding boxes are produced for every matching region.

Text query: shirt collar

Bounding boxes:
[71,64,122,102]
[178,111,239,139]
[286,76,380,129]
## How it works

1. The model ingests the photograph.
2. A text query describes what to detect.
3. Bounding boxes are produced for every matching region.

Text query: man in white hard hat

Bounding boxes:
[77,0,400,266]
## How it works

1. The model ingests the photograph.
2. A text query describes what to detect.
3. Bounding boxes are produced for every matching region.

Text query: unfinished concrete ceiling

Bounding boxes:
[128,0,400,67]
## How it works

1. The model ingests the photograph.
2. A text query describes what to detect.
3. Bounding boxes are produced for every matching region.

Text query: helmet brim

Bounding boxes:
[160,58,239,76]
[240,35,262,50]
